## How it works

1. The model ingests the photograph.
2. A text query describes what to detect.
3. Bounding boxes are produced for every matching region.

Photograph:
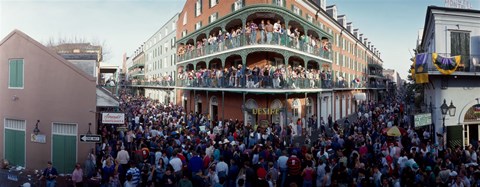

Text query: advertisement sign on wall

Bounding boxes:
[102,113,125,124]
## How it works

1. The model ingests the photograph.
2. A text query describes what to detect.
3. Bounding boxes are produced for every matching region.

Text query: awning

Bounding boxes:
[96,87,119,107]
[353,93,367,101]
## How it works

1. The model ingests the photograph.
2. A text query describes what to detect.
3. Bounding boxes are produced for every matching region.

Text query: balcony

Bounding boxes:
[176,74,333,90]
[178,34,331,63]
[425,53,480,75]
[368,70,384,79]
[129,69,144,78]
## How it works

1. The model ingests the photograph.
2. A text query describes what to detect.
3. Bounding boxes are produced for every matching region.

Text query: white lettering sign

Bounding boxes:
[445,0,472,9]
[102,113,125,124]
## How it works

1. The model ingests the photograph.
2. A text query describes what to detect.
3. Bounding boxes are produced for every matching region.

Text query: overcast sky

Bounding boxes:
[1,0,479,79]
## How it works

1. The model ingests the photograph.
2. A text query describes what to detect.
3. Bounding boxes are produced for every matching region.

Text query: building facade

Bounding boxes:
[174,0,385,126]
[127,14,179,104]
[0,30,96,173]
[418,6,480,148]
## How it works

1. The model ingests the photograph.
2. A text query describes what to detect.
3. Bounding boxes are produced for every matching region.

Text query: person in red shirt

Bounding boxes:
[287,151,302,186]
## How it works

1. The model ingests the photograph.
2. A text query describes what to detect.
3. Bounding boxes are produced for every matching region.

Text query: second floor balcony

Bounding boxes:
[423,53,480,75]
[177,4,332,65]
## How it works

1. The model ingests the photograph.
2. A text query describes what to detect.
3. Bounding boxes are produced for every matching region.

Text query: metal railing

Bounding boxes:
[129,80,175,87]
[178,33,332,63]
[425,53,480,73]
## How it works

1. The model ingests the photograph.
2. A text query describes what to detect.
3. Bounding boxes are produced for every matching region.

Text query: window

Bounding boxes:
[209,13,218,23]
[274,0,284,7]
[182,30,187,37]
[195,21,202,30]
[307,15,313,23]
[209,0,218,7]
[292,6,300,15]
[172,21,176,30]
[165,28,168,35]
[233,0,244,11]
[183,12,187,25]
[165,42,169,52]
[450,31,470,67]
[9,59,24,88]
[195,0,202,17]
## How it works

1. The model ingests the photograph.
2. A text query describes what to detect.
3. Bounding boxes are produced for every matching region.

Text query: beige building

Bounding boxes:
[0,30,96,173]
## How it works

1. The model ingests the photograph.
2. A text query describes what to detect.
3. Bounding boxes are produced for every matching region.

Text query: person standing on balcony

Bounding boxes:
[265,20,273,44]
[258,20,265,44]
[273,20,281,45]
[250,21,258,45]
[230,29,237,48]
[245,22,251,45]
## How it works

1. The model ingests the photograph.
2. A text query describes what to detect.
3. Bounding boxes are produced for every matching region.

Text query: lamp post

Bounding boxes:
[33,120,40,135]
[440,99,456,149]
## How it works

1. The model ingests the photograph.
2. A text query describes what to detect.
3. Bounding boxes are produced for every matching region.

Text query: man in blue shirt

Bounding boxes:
[188,151,203,175]
[40,161,58,187]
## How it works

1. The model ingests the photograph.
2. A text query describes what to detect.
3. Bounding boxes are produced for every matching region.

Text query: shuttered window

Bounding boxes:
[8,59,24,88]
[451,31,470,69]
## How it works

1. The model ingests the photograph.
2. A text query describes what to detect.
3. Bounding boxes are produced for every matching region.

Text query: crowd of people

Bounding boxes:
[177,64,340,89]
[74,88,480,187]
[177,19,332,62]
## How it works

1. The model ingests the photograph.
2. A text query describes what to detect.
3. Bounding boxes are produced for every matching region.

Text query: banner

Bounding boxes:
[432,53,461,75]
[415,53,429,84]
[102,113,125,124]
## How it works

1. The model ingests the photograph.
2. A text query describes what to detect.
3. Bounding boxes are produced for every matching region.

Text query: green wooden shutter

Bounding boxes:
[209,16,211,23]
[4,129,25,167]
[272,0,275,4]
[283,0,286,7]
[200,0,203,14]
[300,10,303,17]
[231,3,234,11]
[209,0,211,8]
[17,60,24,87]
[9,60,17,87]
[242,0,245,7]
[195,2,197,16]
[291,5,294,11]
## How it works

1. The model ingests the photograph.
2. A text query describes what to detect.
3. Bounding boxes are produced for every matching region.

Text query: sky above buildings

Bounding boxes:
[1,0,479,79]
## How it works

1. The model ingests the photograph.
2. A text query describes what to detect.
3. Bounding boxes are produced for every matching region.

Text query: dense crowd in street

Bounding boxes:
[68,90,480,187]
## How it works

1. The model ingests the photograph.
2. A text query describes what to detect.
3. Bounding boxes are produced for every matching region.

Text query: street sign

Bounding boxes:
[80,134,101,143]
[414,113,432,128]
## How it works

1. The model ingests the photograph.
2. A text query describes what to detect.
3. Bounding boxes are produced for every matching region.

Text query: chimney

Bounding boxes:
[337,15,347,28]
[347,22,353,33]
[326,5,337,20]
[353,29,359,38]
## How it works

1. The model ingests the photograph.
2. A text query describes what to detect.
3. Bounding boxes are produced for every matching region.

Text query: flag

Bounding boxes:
[415,53,429,84]
[432,53,461,75]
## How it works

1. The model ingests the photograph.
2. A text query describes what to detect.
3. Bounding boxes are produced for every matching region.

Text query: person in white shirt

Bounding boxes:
[169,152,183,174]
[215,157,229,178]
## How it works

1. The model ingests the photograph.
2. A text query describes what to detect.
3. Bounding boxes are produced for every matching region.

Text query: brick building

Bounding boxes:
[174,0,385,126]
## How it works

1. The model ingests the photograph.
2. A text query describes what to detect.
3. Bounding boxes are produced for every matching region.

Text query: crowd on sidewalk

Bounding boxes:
[79,90,480,187]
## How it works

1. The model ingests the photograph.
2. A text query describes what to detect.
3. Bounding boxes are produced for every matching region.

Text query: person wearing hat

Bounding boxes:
[256,166,269,187]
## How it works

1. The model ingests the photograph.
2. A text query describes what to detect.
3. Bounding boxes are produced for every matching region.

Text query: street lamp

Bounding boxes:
[33,120,40,135]
[440,99,456,149]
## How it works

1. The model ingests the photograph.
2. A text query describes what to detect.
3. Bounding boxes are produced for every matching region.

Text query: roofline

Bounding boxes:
[146,12,180,42]
[305,0,383,62]
[420,6,480,49]
[0,29,96,82]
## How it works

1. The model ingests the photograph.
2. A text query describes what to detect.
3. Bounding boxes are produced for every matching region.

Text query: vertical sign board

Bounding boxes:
[102,113,125,124]
[414,113,432,128]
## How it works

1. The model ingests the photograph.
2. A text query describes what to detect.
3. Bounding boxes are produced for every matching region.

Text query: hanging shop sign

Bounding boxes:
[102,113,125,124]
[252,108,280,115]
[414,113,432,128]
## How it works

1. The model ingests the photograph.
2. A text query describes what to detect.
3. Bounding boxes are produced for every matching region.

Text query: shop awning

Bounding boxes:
[353,93,367,101]
[96,87,119,107]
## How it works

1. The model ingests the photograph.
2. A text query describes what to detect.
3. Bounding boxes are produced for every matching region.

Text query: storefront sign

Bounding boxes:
[102,113,125,124]
[414,113,432,127]
[252,108,280,115]
[31,134,46,143]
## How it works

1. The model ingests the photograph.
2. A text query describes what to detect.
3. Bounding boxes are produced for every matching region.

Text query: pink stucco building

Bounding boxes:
[0,30,96,173]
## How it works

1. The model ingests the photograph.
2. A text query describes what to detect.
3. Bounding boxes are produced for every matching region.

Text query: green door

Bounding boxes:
[52,135,76,174]
[4,129,25,166]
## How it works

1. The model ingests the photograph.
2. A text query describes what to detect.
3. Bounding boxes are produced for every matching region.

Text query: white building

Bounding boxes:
[418,6,480,148]
[128,13,179,104]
